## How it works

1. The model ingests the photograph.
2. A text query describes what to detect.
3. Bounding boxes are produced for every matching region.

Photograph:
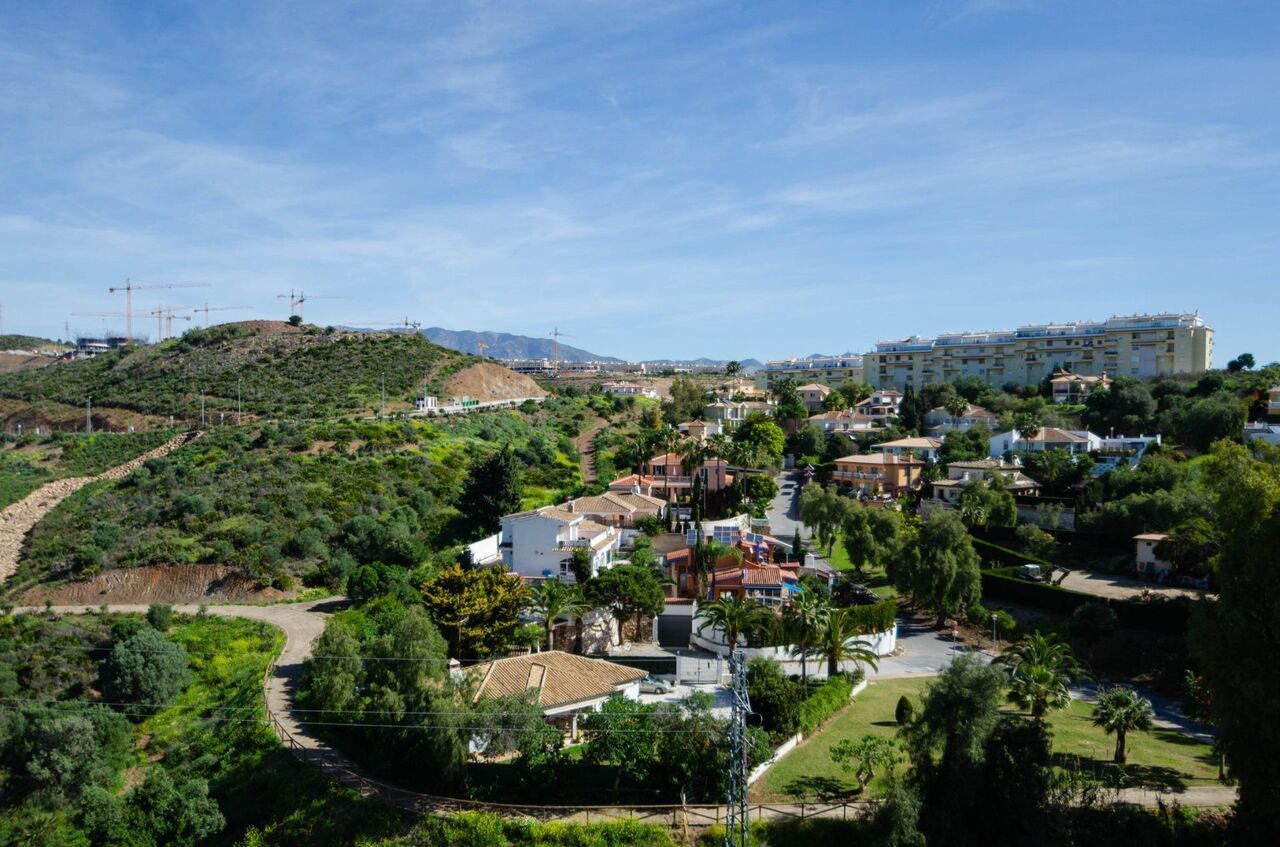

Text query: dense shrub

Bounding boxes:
[798,673,857,734]
[747,658,804,740]
[101,629,190,716]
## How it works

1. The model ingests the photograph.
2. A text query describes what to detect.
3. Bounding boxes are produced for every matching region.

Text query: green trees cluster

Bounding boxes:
[101,628,191,716]
[893,511,982,626]
[299,600,469,791]
[581,693,770,801]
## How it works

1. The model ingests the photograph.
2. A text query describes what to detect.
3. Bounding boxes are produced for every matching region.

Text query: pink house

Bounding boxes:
[608,452,731,504]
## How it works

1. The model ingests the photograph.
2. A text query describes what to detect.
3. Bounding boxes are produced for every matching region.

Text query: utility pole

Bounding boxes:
[200,392,206,427]
[85,397,92,434]
[237,378,242,426]
[725,649,751,847]
[380,373,386,418]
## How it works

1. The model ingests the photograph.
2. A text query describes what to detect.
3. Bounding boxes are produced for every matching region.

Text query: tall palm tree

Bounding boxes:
[525,579,587,652]
[944,394,968,427]
[695,595,773,651]
[814,607,880,678]
[1091,686,1155,764]
[785,591,830,687]
[996,633,1087,720]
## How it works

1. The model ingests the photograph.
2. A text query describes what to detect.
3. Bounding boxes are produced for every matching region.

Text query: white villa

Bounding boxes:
[498,506,620,583]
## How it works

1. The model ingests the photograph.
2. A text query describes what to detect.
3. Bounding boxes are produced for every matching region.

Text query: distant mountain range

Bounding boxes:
[420,327,761,371]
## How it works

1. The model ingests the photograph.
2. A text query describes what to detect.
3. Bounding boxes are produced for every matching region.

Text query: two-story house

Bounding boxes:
[854,389,904,422]
[499,506,620,583]
[873,436,943,463]
[832,453,926,497]
[607,452,731,504]
[1050,370,1112,404]
[797,383,832,413]
[922,403,999,435]
[926,459,1041,506]
[807,410,882,434]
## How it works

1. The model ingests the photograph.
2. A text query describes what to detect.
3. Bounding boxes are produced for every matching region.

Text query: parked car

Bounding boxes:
[639,675,674,694]
[1017,564,1043,582]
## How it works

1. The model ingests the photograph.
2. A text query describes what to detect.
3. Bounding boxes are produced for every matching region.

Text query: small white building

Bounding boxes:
[989,427,1101,457]
[499,506,620,583]
[414,395,439,411]
[1134,532,1172,575]
[602,381,658,399]
[922,403,999,435]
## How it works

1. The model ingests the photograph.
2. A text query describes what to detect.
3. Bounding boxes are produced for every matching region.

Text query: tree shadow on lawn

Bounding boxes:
[1049,753,1188,791]
[781,775,856,802]
[870,720,898,728]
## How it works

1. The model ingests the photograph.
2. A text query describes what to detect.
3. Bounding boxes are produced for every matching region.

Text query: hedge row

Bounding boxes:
[846,598,897,633]
[798,673,856,735]
[981,569,1193,634]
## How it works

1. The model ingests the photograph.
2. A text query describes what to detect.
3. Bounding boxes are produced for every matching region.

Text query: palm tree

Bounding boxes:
[1091,686,1155,764]
[1007,663,1072,719]
[944,394,968,426]
[785,591,830,687]
[525,579,587,652]
[695,595,772,651]
[996,632,1087,719]
[814,607,880,678]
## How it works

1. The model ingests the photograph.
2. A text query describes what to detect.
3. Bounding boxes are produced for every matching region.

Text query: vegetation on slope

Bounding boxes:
[0,430,175,508]
[11,404,587,591]
[0,322,473,419]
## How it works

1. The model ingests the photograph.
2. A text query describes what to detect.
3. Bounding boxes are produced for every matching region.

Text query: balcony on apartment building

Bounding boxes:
[831,469,887,483]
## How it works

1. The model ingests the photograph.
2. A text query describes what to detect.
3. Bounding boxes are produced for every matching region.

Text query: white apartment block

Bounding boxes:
[756,355,864,390]
[865,313,1213,390]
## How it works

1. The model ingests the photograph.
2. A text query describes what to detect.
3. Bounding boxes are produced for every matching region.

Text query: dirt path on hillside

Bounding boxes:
[0,431,201,584]
[575,414,609,484]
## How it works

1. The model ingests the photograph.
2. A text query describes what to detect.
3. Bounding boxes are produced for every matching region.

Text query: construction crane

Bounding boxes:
[275,289,350,322]
[364,318,422,335]
[150,306,192,341]
[190,303,251,328]
[108,280,211,344]
[550,327,575,374]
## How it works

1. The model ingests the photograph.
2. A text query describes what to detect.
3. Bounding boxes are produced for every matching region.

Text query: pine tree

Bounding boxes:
[459,447,522,533]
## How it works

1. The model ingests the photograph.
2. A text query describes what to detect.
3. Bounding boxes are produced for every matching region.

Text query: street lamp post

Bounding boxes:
[992,614,999,652]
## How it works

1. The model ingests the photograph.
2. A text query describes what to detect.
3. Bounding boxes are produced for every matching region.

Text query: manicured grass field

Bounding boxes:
[754,677,1219,801]
[826,537,898,598]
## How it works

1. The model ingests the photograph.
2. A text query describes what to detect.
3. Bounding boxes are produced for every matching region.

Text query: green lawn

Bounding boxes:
[826,537,897,598]
[754,678,1219,801]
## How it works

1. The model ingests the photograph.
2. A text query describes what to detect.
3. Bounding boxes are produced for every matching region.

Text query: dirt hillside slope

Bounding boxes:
[441,361,546,402]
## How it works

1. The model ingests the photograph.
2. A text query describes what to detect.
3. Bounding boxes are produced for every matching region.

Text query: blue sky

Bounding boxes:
[2,1,1277,363]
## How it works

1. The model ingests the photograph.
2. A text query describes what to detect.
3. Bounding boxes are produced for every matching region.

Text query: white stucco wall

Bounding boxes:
[690,622,897,680]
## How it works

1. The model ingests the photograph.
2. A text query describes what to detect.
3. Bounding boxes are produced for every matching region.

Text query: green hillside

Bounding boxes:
[0,321,470,419]
[0,430,176,508]
[0,334,68,350]
[10,403,588,592]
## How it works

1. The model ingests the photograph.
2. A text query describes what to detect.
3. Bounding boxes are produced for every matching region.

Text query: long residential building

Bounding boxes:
[756,355,864,390]
[864,313,1212,390]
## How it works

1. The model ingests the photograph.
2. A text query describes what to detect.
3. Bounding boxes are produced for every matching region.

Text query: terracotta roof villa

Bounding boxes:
[469,651,646,716]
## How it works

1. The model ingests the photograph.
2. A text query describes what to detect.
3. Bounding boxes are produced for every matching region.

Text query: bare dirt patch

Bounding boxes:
[441,361,546,402]
[0,352,59,374]
[16,564,287,605]
[1058,569,1209,601]
[0,398,175,433]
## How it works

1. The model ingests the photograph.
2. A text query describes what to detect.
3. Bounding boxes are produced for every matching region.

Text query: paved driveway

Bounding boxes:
[872,617,986,680]
[766,470,806,544]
